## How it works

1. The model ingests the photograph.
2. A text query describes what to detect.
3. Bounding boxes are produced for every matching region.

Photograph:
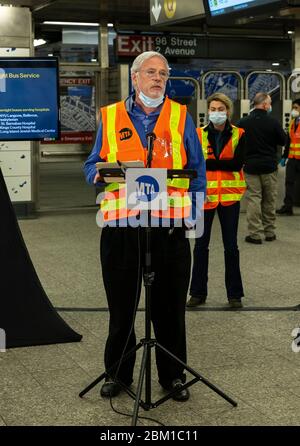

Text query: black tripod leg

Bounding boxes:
[79,371,106,398]
[131,345,148,426]
[79,341,143,398]
[156,342,237,407]
[194,374,237,407]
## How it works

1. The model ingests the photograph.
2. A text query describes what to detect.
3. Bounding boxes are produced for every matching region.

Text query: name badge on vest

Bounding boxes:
[126,168,167,211]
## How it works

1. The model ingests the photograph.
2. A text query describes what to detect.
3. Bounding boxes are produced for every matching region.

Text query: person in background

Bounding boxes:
[84,51,206,401]
[237,93,286,244]
[186,93,246,309]
[277,98,300,216]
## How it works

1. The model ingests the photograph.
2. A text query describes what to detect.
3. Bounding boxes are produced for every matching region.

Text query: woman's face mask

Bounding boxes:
[209,111,227,126]
[291,109,300,119]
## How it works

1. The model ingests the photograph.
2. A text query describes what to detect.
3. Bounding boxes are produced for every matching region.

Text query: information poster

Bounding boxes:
[0,58,59,141]
[57,77,96,144]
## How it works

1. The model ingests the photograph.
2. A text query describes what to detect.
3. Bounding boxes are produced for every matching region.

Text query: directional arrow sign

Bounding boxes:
[151,0,162,22]
[150,0,205,26]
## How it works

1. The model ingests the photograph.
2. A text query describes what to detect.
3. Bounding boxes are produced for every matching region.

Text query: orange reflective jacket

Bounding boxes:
[99,97,191,222]
[197,125,246,210]
[288,119,300,160]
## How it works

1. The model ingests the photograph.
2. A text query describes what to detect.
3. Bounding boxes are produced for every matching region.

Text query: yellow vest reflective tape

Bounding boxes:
[221,180,246,188]
[207,180,218,188]
[101,197,191,212]
[221,193,243,202]
[231,127,240,151]
[169,101,182,169]
[168,194,191,208]
[207,194,219,202]
[104,182,125,192]
[201,129,209,159]
[167,178,190,189]
[100,197,126,212]
[107,104,118,162]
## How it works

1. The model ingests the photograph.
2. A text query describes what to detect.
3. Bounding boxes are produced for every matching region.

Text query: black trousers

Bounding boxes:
[190,202,244,300]
[100,226,191,388]
[284,158,300,208]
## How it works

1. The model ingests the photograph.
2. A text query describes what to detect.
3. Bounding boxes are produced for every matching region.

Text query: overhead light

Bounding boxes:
[288,30,294,35]
[48,53,53,57]
[43,21,100,27]
[107,23,114,27]
[272,62,280,66]
[34,39,46,47]
[90,58,97,62]
[266,69,273,72]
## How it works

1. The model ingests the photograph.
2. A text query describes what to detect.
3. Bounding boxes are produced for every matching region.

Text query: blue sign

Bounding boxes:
[126,168,167,211]
[0,58,59,141]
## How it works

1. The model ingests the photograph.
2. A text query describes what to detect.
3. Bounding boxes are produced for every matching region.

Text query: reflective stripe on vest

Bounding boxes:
[101,193,191,221]
[220,180,246,188]
[207,181,218,188]
[201,129,209,160]
[106,104,118,162]
[167,100,188,189]
[221,194,244,202]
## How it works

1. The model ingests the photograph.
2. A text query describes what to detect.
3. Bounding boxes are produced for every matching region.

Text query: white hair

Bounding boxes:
[130,51,169,75]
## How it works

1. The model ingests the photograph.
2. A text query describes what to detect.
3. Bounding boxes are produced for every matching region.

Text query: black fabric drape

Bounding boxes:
[0,169,82,348]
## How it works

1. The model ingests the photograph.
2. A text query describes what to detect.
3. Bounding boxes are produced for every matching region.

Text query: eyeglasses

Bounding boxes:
[138,69,169,81]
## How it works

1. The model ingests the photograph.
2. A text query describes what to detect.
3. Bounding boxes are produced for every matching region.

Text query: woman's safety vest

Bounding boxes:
[288,119,300,160]
[197,125,246,210]
[99,97,191,222]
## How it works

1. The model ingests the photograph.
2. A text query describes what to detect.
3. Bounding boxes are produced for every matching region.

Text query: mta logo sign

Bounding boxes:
[126,168,167,211]
[135,175,159,202]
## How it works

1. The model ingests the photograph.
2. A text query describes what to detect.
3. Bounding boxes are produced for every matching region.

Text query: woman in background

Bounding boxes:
[187,93,246,308]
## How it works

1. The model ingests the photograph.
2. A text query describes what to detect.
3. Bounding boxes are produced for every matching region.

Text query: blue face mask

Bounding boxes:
[267,105,272,114]
[138,90,164,108]
[209,111,227,126]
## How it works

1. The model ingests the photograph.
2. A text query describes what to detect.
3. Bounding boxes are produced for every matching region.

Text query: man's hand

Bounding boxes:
[93,171,102,184]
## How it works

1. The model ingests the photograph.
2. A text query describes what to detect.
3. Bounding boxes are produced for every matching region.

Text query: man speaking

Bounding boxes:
[84,51,206,401]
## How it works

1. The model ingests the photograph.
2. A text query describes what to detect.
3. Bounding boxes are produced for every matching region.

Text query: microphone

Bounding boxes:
[146,132,156,168]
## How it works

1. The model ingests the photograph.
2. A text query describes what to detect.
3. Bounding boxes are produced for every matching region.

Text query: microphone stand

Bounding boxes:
[146,132,156,168]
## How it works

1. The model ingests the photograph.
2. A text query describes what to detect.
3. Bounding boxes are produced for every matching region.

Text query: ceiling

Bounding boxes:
[3,0,300,42]
[4,1,150,26]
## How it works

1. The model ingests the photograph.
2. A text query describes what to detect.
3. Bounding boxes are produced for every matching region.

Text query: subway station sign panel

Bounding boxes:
[150,0,205,25]
[116,34,201,58]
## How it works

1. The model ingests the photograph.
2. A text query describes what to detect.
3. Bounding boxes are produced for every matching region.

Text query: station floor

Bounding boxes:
[1,199,300,427]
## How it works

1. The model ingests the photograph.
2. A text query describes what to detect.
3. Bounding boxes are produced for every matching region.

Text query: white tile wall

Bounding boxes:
[0,149,31,176]
[4,175,31,202]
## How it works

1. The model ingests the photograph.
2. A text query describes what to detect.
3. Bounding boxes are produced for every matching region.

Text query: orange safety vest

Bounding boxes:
[99,97,191,222]
[288,119,300,160]
[197,125,246,210]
